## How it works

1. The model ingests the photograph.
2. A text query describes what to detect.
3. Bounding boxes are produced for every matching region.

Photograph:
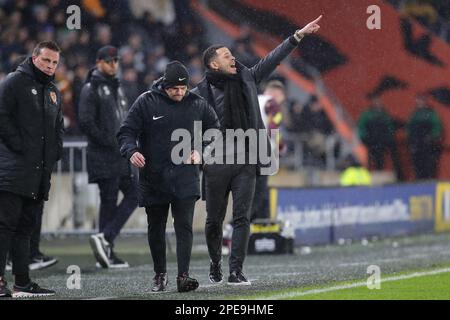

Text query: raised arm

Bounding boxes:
[250,15,322,84]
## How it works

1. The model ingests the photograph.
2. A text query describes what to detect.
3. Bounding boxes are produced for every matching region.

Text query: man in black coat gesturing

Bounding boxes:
[117,61,219,293]
[192,16,322,285]
[78,46,138,269]
[0,41,64,297]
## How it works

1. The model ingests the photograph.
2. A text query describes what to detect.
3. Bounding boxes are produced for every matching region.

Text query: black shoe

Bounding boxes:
[29,253,58,271]
[227,271,251,286]
[12,282,55,298]
[89,233,111,268]
[177,273,199,293]
[0,277,11,298]
[108,250,130,269]
[151,273,168,292]
[209,261,223,284]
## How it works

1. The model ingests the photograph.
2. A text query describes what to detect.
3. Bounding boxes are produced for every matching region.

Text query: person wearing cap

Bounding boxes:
[78,45,138,269]
[117,61,220,293]
[192,16,322,285]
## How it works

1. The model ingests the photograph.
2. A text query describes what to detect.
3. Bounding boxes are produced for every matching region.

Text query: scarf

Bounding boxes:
[206,70,249,130]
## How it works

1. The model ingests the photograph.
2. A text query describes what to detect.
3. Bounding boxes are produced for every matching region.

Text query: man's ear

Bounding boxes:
[209,60,219,71]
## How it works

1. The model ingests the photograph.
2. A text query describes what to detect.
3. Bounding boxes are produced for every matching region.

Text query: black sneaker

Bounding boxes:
[227,271,251,286]
[0,277,11,298]
[109,250,130,269]
[89,233,111,268]
[151,273,168,292]
[209,261,223,284]
[12,282,55,298]
[177,273,199,293]
[29,253,58,271]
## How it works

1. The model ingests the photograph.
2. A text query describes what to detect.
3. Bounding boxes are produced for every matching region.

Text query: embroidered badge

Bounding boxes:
[50,91,57,104]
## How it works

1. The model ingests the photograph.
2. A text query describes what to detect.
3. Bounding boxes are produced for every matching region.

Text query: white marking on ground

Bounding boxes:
[85,296,118,300]
[257,267,450,300]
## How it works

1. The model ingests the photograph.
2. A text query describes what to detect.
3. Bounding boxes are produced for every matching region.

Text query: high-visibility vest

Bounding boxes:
[340,167,372,186]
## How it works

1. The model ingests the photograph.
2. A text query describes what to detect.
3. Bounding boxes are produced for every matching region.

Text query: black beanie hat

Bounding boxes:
[162,61,189,88]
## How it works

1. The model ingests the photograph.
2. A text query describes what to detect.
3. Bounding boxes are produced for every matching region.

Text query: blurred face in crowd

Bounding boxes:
[165,85,188,102]
[32,48,60,76]
[264,87,286,105]
[97,57,119,77]
[370,96,383,109]
[210,47,237,74]
[415,95,427,108]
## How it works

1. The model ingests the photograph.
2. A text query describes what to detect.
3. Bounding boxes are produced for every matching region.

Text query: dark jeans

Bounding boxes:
[204,164,256,273]
[97,176,138,245]
[250,175,270,221]
[0,192,40,278]
[145,196,197,275]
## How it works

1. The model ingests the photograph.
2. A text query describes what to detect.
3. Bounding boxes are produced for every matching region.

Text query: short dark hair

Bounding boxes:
[202,44,226,69]
[32,41,61,56]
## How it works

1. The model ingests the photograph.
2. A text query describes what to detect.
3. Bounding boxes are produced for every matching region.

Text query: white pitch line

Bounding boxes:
[257,267,450,300]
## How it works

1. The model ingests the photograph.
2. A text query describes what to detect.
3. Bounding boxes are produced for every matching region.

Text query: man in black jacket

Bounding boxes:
[78,46,138,269]
[192,16,322,285]
[117,61,219,293]
[0,41,64,298]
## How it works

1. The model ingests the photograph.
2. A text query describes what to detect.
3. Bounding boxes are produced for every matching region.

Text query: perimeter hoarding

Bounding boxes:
[275,183,437,245]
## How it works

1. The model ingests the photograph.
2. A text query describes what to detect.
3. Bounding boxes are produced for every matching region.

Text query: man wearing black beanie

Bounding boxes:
[192,15,322,285]
[117,61,220,293]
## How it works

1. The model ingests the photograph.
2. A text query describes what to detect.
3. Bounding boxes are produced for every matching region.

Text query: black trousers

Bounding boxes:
[145,196,197,275]
[250,175,270,221]
[411,143,441,179]
[0,191,40,277]
[204,164,256,273]
[367,141,404,181]
[97,176,138,245]
[30,201,44,258]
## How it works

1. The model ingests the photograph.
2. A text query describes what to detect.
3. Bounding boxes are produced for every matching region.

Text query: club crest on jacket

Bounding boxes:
[50,91,57,104]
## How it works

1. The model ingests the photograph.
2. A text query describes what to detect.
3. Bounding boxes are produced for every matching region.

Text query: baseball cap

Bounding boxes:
[162,61,189,88]
[96,45,119,62]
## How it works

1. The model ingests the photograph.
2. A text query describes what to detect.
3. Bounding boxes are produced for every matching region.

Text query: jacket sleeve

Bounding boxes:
[117,95,145,160]
[0,77,23,153]
[201,101,220,150]
[78,84,115,147]
[55,97,65,161]
[249,37,298,84]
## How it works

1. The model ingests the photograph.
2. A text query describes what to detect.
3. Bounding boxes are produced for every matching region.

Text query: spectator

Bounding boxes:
[340,154,372,186]
[357,94,404,180]
[406,94,443,179]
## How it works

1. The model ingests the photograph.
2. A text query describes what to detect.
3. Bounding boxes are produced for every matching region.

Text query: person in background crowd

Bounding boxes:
[406,94,443,180]
[340,154,372,186]
[251,80,286,221]
[357,94,404,181]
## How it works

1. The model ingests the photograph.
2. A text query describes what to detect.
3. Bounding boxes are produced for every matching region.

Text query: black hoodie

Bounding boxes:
[78,68,130,182]
[0,57,64,200]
